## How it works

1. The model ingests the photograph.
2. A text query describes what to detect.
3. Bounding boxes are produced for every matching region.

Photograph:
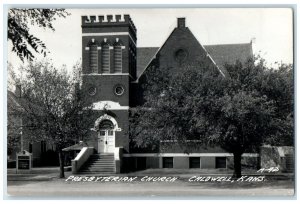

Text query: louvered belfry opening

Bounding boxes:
[114,45,122,73]
[89,44,98,73]
[101,44,110,73]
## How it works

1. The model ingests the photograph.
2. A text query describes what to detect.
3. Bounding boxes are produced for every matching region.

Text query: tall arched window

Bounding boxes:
[87,38,100,73]
[114,38,123,73]
[101,40,110,73]
[89,44,98,73]
[114,45,122,73]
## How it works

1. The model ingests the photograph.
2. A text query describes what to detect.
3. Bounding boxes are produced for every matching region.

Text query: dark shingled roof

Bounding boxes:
[136,47,159,78]
[204,43,253,69]
[7,90,25,113]
[7,90,44,115]
[136,43,253,78]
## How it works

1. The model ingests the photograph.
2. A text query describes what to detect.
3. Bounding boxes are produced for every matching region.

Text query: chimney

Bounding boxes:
[15,84,21,98]
[177,18,186,28]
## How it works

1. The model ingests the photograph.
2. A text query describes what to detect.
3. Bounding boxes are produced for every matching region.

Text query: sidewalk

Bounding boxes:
[7,167,72,181]
[7,166,72,174]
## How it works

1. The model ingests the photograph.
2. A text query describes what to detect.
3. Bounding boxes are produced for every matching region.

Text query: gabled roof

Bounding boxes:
[136,43,253,79]
[204,43,253,69]
[7,90,44,115]
[7,91,24,113]
[136,47,159,78]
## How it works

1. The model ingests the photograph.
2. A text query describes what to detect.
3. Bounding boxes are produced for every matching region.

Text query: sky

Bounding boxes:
[7,8,293,72]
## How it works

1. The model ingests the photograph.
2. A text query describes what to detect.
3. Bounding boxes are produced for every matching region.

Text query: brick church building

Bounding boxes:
[72,14,256,173]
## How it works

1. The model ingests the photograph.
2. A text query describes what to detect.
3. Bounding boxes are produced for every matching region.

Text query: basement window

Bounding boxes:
[163,157,173,168]
[216,157,227,169]
[189,157,200,168]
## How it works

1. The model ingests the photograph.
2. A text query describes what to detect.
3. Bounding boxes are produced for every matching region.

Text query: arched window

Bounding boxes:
[114,38,123,73]
[99,119,114,130]
[87,38,100,73]
[89,44,98,73]
[101,40,110,73]
[99,119,114,138]
[94,114,120,132]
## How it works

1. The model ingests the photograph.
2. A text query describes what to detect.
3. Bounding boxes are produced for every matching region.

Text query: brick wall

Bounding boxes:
[82,75,130,106]
[157,26,216,73]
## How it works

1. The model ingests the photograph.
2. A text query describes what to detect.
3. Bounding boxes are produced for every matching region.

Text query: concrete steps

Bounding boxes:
[79,153,116,174]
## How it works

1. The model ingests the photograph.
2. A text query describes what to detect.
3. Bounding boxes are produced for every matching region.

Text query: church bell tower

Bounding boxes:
[81,14,137,153]
[81,14,137,106]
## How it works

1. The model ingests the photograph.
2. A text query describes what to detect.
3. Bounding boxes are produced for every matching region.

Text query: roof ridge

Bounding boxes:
[137,47,160,48]
[204,42,251,46]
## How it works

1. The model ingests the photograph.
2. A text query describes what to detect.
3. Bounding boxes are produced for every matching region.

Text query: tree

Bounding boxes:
[9,60,93,178]
[256,63,294,146]
[130,62,222,149]
[7,63,22,157]
[7,115,21,157]
[130,58,293,178]
[8,9,70,61]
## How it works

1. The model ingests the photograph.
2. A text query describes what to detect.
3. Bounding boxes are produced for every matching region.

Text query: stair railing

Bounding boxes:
[71,147,94,174]
[114,147,123,173]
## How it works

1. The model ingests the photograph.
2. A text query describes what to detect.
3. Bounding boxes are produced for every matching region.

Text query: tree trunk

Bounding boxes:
[233,152,242,178]
[58,148,65,178]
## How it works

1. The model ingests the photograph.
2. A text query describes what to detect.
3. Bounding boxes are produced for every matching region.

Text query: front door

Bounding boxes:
[98,130,115,153]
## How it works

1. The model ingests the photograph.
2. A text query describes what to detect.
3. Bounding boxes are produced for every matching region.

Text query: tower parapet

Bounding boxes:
[81,14,137,79]
[81,14,137,39]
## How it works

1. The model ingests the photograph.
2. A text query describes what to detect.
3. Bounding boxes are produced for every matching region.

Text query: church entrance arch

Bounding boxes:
[94,114,120,153]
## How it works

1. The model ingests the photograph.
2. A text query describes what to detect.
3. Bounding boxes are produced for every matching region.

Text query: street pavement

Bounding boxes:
[6,172,295,198]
